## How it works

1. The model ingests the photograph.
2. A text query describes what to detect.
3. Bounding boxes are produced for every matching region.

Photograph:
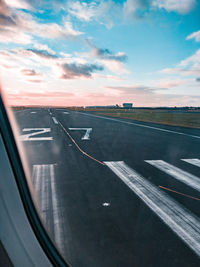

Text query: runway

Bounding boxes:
[14,108,200,267]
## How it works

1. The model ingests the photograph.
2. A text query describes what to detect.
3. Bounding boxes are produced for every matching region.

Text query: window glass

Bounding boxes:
[1,0,200,266]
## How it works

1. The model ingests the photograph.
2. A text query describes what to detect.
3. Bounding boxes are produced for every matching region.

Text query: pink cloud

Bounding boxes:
[0,1,82,45]
[6,90,76,106]
[156,79,184,88]
[21,69,41,76]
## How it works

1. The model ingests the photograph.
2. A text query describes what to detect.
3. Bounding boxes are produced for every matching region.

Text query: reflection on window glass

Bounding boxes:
[1,0,200,266]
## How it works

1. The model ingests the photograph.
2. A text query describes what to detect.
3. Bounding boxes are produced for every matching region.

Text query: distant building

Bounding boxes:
[123,103,133,108]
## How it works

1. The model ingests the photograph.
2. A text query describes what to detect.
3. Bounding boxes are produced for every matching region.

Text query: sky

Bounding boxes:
[0,0,200,107]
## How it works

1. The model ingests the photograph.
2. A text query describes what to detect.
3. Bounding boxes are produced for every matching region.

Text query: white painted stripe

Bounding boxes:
[182,159,200,168]
[52,117,58,124]
[76,111,200,139]
[63,112,69,114]
[145,160,200,192]
[40,165,47,225]
[105,161,200,256]
[49,164,63,252]
[31,111,36,114]
[32,165,63,253]
[32,165,40,197]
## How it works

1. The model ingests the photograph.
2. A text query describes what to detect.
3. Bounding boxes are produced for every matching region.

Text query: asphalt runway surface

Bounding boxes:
[14,108,200,267]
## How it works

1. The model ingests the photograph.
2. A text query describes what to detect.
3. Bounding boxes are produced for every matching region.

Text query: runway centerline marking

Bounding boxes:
[68,128,92,140]
[146,160,200,193]
[20,128,53,141]
[52,117,58,124]
[104,161,200,257]
[181,159,200,168]
[76,111,200,139]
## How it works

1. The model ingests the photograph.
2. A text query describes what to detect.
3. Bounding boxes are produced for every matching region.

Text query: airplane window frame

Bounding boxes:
[0,93,69,267]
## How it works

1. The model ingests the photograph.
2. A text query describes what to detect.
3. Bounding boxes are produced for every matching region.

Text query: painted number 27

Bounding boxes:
[20,128,53,141]
[68,128,92,140]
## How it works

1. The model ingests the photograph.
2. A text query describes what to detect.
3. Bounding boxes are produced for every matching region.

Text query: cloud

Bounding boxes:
[92,47,127,62]
[18,13,83,40]
[0,46,105,82]
[156,79,184,88]
[0,1,82,45]
[0,0,11,15]
[7,89,76,106]
[107,84,156,94]
[186,30,200,42]
[11,47,58,66]
[0,49,24,68]
[160,49,200,76]
[0,1,32,43]
[33,43,56,55]
[33,20,83,39]
[27,79,43,83]
[123,0,196,19]
[86,40,128,74]
[86,39,127,62]
[9,90,75,97]
[67,0,117,29]
[59,62,104,79]
[4,0,32,10]
[26,48,58,59]
[21,68,41,76]
[105,85,200,106]
[153,0,196,14]
[67,1,97,22]
[93,73,125,81]
[123,0,152,19]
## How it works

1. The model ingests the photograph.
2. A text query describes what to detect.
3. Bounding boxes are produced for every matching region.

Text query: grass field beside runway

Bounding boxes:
[12,106,200,128]
[84,108,200,129]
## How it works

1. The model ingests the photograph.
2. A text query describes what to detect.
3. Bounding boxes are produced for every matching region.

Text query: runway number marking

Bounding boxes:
[20,128,53,141]
[68,128,92,140]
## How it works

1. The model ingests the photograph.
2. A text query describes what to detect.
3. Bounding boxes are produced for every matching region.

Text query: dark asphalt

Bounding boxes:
[14,108,200,267]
